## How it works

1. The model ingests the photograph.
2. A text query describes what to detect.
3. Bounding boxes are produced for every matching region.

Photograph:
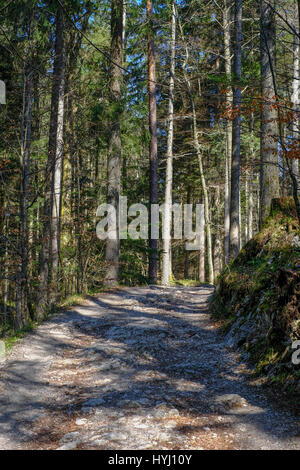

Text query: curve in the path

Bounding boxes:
[0,286,299,450]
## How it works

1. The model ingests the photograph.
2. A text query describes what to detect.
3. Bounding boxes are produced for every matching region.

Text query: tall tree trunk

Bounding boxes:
[259,0,280,226]
[229,0,242,259]
[38,3,65,316]
[248,173,253,239]
[3,213,9,335]
[147,0,159,284]
[248,112,255,241]
[122,0,126,48]
[199,204,205,283]
[16,22,34,328]
[245,174,249,243]
[193,112,214,284]
[184,185,191,280]
[104,0,123,287]
[178,16,214,284]
[292,0,299,187]
[223,0,232,264]
[162,0,176,287]
[51,2,65,296]
[213,186,222,277]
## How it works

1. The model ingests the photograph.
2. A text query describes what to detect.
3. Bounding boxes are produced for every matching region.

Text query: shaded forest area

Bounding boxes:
[0,0,299,335]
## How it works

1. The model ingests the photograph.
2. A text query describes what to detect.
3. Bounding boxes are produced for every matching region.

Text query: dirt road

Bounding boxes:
[0,286,299,450]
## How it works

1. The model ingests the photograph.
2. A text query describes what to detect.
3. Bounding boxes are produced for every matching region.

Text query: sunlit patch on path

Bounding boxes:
[0,287,299,450]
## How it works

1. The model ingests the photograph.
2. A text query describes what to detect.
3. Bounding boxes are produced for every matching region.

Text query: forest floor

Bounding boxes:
[0,286,299,450]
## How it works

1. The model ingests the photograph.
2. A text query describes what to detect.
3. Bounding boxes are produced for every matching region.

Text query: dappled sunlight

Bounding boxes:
[0,287,299,449]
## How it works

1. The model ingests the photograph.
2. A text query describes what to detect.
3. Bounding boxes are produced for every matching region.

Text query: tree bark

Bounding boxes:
[213,186,222,277]
[38,2,65,316]
[51,2,65,295]
[162,0,176,287]
[223,0,232,264]
[229,0,242,259]
[193,112,214,284]
[248,112,255,241]
[292,0,299,186]
[104,0,123,287]
[199,204,205,283]
[16,18,34,328]
[248,173,253,239]
[184,184,191,280]
[147,0,159,284]
[178,15,214,284]
[259,0,280,226]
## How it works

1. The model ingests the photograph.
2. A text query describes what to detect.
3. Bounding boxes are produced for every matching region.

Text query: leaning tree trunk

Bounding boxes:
[162,0,176,287]
[259,0,280,226]
[104,0,123,287]
[229,0,242,259]
[193,109,214,284]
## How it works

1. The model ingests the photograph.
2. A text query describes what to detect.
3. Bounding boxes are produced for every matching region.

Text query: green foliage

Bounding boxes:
[212,198,300,394]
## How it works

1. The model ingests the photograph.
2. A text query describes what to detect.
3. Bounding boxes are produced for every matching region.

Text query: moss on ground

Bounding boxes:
[211,197,300,397]
[171,279,208,287]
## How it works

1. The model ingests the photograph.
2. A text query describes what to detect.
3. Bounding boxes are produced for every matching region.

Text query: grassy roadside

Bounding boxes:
[170,279,213,287]
[0,292,92,355]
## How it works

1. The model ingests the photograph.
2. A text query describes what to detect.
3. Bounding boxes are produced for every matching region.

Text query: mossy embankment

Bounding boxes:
[211,197,300,397]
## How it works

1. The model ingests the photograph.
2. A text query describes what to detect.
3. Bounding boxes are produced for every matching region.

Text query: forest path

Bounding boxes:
[0,286,299,450]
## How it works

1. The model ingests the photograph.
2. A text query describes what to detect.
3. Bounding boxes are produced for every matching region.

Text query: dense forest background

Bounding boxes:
[0,0,299,334]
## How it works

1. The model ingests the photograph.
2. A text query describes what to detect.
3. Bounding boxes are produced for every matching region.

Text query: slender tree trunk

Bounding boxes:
[223,0,232,264]
[245,174,249,243]
[38,3,65,316]
[17,29,34,328]
[147,0,159,284]
[193,112,214,284]
[51,3,65,296]
[292,0,299,186]
[3,212,9,335]
[248,112,255,241]
[122,0,126,48]
[248,173,253,239]
[178,16,214,284]
[229,0,242,259]
[259,0,280,226]
[213,186,222,277]
[121,0,127,193]
[104,0,123,287]
[33,69,41,278]
[199,204,205,283]
[239,189,242,248]
[162,1,176,287]
[76,152,83,291]
[184,185,191,280]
